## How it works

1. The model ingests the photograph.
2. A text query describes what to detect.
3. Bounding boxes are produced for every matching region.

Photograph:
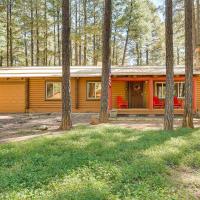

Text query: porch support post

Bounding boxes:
[193,78,197,112]
[108,80,112,110]
[148,79,153,110]
[25,78,30,113]
[75,78,79,109]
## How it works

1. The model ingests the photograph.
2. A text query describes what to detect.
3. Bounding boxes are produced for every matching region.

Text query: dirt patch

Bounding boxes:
[0,113,92,143]
[170,167,200,199]
[1,113,200,143]
[111,117,200,131]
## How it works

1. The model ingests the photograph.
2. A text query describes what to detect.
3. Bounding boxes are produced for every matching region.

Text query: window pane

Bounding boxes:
[47,83,53,99]
[53,83,61,99]
[179,83,185,98]
[156,83,163,99]
[174,83,178,97]
[162,83,166,98]
[95,83,101,99]
[88,83,96,99]
[46,82,61,100]
[87,82,101,99]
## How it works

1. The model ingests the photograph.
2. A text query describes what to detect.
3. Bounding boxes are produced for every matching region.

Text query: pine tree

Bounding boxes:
[99,0,112,123]
[195,0,200,66]
[182,0,194,128]
[164,0,174,131]
[0,0,173,67]
[60,0,72,130]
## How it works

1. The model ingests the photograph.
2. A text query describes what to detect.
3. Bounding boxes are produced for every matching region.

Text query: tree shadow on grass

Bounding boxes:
[0,125,198,199]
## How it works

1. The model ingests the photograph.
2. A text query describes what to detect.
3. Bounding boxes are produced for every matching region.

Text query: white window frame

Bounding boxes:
[174,82,185,99]
[87,81,101,100]
[46,81,62,100]
[155,81,185,99]
[155,82,166,99]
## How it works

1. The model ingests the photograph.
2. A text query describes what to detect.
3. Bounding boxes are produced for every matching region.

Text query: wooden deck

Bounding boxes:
[117,108,184,115]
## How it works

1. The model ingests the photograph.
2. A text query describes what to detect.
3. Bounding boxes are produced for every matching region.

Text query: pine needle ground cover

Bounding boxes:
[0,125,200,199]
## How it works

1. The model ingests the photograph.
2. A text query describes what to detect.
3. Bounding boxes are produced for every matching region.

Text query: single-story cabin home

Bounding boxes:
[0,65,199,115]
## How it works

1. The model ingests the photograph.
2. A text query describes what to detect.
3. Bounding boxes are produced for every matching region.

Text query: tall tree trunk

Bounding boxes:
[30,0,34,66]
[93,35,97,65]
[139,48,142,65]
[9,0,13,66]
[93,2,97,65]
[44,0,48,66]
[24,32,28,66]
[36,0,39,66]
[197,0,200,45]
[122,29,129,66]
[177,47,180,65]
[195,0,200,66]
[193,0,197,50]
[121,0,133,66]
[115,47,118,65]
[83,0,87,65]
[53,0,56,66]
[74,0,78,65]
[57,6,61,66]
[69,0,72,65]
[136,43,140,65]
[146,47,149,65]
[6,1,10,66]
[96,35,101,64]
[112,28,116,65]
[99,0,112,123]
[79,42,82,65]
[183,0,194,128]
[78,2,82,65]
[164,0,174,131]
[0,53,3,66]
[60,0,72,130]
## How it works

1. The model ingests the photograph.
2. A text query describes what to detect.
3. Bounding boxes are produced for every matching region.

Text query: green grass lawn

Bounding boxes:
[0,125,200,200]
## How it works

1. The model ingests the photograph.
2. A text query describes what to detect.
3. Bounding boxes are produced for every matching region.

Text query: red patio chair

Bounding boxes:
[174,96,182,109]
[117,96,128,109]
[153,96,165,108]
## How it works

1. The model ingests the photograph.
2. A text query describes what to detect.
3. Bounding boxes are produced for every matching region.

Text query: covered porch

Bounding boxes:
[109,76,197,115]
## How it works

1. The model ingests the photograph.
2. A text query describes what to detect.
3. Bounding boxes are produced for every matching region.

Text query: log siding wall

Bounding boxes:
[196,77,200,112]
[28,77,101,113]
[0,76,200,113]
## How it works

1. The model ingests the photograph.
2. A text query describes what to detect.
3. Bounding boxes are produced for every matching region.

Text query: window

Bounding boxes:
[87,82,101,100]
[155,82,166,99]
[174,82,185,98]
[46,82,61,100]
[155,82,185,99]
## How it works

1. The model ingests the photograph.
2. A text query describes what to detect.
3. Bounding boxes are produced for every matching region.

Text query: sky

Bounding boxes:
[151,0,163,7]
[151,0,164,20]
